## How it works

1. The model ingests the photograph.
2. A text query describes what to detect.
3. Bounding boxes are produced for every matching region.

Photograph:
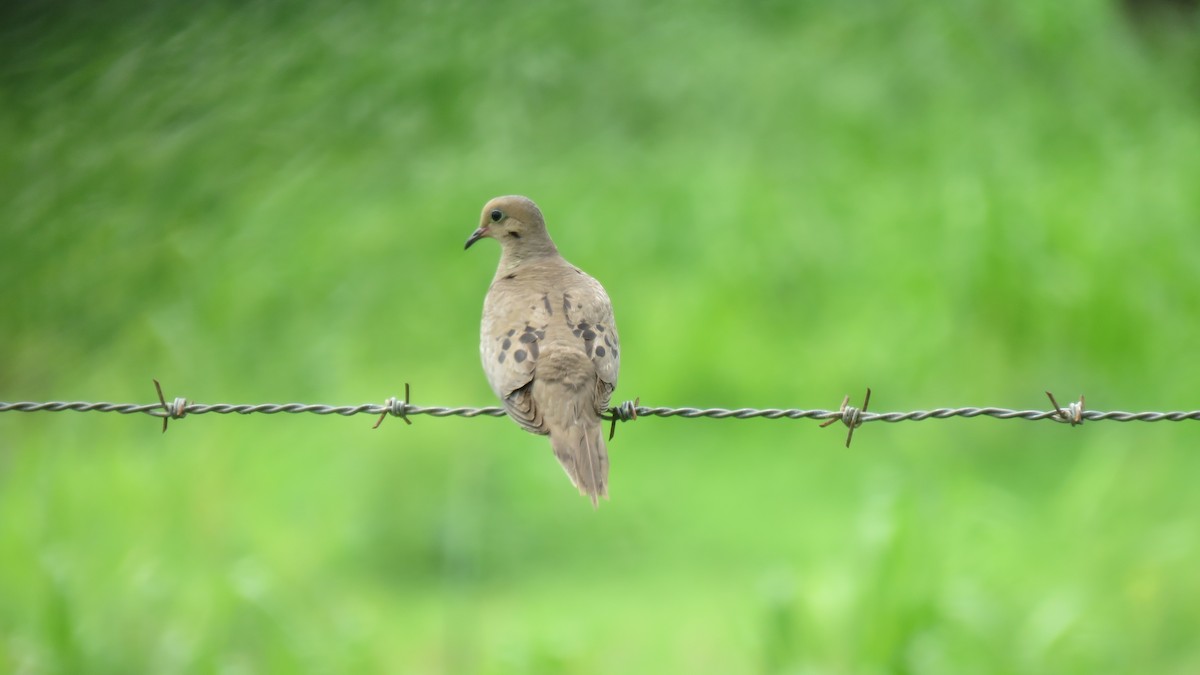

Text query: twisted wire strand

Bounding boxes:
[2,379,1198,448]
[2,401,1199,422]
[0,400,508,418]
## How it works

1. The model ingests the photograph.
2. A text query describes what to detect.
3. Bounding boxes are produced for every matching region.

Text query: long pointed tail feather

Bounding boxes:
[549,417,608,507]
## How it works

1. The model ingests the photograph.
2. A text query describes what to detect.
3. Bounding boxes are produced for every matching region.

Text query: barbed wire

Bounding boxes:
[1,381,1198,447]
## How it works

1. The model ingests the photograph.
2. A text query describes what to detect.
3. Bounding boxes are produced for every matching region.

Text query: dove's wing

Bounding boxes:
[480,276,554,434]
[557,267,620,414]
[480,262,619,430]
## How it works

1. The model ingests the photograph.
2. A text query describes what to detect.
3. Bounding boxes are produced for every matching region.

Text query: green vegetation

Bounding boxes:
[2,1,1199,671]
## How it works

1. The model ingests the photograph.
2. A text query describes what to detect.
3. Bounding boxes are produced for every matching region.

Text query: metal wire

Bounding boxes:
[1,382,1198,448]
[3,400,1196,422]
[0,401,507,418]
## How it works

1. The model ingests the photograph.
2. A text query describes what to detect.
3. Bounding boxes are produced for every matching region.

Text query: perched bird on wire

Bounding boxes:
[465,195,620,507]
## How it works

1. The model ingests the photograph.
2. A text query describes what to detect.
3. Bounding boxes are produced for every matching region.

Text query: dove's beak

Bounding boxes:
[464,227,488,250]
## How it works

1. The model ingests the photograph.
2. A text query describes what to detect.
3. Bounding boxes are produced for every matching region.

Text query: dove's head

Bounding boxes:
[464,195,557,257]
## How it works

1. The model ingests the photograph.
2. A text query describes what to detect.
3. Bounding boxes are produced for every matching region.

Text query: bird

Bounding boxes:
[465,195,620,507]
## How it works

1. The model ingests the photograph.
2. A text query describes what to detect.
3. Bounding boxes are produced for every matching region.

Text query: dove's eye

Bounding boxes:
[489,209,503,223]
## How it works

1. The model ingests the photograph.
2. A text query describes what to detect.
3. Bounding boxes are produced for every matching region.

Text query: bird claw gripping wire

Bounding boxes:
[153,379,188,433]
[606,398,640,441]
[1046,391,1085,426]
[820,388,871,447]
[373,383,413,429]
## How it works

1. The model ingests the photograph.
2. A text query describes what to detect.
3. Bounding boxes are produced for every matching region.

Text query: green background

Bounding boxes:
[3,1,1200,672]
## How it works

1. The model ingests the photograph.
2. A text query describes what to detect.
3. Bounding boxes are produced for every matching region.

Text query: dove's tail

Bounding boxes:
[548,414,609,508]
[534,348,610,508]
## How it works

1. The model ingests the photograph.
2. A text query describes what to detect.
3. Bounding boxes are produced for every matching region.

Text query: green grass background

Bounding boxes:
[3,0,1200,672]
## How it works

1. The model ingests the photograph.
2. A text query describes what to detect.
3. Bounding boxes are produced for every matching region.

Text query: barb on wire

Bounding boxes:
[604,397,640,441]
[153,378,187,433]
[2,382,1200,447]
[373,383,413,429]
[1046,391,1085,426]
[819,388,871,447]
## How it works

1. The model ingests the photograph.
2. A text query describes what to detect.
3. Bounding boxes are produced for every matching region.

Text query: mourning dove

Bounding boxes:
[465,195,620,507]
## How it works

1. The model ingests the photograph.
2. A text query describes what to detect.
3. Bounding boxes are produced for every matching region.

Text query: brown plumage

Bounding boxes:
[465,195,620,507]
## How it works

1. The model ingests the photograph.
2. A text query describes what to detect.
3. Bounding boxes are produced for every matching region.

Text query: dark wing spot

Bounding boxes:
[514,349,527,363]
[542,294,553,315]
[595,346,605,357]
[534,330,545,340]
[529,342,539,359]
[595,325,605,333]
[498,351,506,363]
[603,335,613,348]
[580,322,598,357]
[524,325,536,333]
[572,329,582,337]
[519,332,537,344]
[504,273,517,280]
[507,329,516,337]
[502,338,511,350]
[562,293,572,316]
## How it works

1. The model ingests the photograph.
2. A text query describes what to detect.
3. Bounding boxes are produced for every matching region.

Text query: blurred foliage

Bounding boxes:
[2,0,1200,672]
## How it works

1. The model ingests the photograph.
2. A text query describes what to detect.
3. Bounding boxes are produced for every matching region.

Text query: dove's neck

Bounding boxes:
[497,237,560,274]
